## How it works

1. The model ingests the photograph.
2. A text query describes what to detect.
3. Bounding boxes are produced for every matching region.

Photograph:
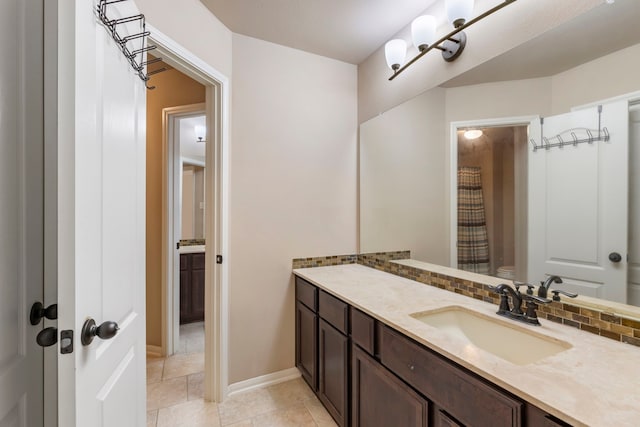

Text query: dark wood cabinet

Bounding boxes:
[318,318,349,427]
[293,275,569,427]
[379,324,522,427]
[352,344,428,427]
[180,253,205,324]
[296,301,317,390]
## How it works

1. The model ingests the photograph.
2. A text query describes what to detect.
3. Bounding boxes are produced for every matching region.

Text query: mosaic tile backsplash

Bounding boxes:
[293,251,640,348]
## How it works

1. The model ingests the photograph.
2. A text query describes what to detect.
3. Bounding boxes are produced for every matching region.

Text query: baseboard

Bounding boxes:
[146,345,162,358]
[227,367,301,397]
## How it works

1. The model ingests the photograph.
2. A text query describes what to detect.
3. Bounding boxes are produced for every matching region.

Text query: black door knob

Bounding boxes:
[609,252,622,263]
[81,318,119,346]
[36,327,58,347]
[30,302,58,325]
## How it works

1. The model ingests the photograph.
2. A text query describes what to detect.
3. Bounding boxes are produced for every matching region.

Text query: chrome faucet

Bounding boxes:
[489,283,551,326]
[538,275,562,298]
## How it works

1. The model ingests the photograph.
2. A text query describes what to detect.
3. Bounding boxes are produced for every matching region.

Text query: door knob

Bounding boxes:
[36,327,58,347]
[81,318,119,346]
[608,252,622,263]
[30,302,58,325]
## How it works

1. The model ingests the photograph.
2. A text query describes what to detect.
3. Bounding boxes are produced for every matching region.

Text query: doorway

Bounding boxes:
[148,26,231,403]
[450,117,535,282]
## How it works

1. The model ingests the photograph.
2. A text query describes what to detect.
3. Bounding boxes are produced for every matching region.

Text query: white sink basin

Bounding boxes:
[410,306,572,365]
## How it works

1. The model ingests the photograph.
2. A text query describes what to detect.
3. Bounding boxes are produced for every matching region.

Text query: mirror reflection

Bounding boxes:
[359,2,640,307]
[179,115,206,240]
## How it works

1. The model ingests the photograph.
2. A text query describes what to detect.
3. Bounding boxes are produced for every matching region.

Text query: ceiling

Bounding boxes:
[199,1,640,84]
[200,0,436,64]
[442,1,640,87]
[180,115,207,163]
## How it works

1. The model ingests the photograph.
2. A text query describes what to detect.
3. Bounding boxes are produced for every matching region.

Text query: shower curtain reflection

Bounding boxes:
[457,167,490,274]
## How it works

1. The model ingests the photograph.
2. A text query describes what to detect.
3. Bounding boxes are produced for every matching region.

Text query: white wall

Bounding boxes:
[360,88,448,264]
[230,34,358,384]
[357,0,602,123]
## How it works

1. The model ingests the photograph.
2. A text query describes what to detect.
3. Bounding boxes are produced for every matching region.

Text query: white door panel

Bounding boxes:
[629,104,640,306]
[0,0,44,426]
[57,0,146,426]
[529,101,629,302]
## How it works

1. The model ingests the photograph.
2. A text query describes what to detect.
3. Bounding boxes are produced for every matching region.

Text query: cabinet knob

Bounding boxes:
[409,364,415,371]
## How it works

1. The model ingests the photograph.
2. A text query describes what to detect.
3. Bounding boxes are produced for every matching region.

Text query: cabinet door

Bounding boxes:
[180,268,190,324]
[436,409,463,427]
[191,267,205,321]
[319,319,349,427]
[352,344,428,427]
[296,301,318,391]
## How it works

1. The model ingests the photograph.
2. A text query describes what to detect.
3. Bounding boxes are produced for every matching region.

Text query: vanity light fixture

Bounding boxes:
[194,125,206,143]
[464,129,483,140]
[385,0,518,80]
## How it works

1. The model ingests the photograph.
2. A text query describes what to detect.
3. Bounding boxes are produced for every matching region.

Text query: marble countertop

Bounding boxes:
[179,245,205,254]
[293,264,640,427]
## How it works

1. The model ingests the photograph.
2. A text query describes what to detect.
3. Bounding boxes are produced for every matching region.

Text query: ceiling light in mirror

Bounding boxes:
[194,125,206,143]
[463,129,483,139]
[412,15,437,51]
[385,39,407,71]
[446,0,475,28]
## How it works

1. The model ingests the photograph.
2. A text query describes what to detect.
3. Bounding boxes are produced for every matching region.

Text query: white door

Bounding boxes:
[0,0,45,426]
[628,103,640,305]
[56,0,147,426]
[528,101,629,302]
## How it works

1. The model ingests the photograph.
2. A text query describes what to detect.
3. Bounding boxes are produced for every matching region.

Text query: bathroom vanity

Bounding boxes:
[293,264,640,427]
[179,245,205,324]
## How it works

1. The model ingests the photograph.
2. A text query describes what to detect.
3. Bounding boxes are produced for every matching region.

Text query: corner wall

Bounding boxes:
[229,34,358,384]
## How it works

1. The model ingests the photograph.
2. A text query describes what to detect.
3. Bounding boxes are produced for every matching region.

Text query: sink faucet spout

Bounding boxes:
[538,275,562,298]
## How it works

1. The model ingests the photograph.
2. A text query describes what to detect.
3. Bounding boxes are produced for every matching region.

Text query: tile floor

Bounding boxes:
[147,323,336,427]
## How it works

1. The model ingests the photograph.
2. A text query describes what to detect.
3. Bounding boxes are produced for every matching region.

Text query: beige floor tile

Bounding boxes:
[147,376,188,411]
[163,352,205,380]
[304,398,337,427]
[225,422,253,427]
[266,378,315,408]
[218,388,279,426]
[147,410,158,427]
[147,359,165,384]
[249,404,316,427]
[188,372,205,400]
[156,399,220,427]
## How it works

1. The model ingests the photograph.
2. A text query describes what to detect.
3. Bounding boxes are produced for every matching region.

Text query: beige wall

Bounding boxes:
[146,69,205,346]
[551,43,640,114]
[357,0,602,124]
[136,0,232,78]
[229,34,357,384]
[360,88,448,264]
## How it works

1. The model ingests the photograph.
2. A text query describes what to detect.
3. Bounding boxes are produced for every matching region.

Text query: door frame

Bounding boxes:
[449,116,537,277]
[161,103,206,357]
[149,25,230,402]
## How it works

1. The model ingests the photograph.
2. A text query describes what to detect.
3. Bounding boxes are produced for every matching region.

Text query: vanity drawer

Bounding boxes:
[379,325,522,427]
[319,290,349,334]
[350,307,375,355]
[296,277,317,312]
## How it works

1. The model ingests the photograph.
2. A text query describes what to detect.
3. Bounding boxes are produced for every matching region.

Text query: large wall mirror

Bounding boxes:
[360,1,640,309]
[179,114,206,240]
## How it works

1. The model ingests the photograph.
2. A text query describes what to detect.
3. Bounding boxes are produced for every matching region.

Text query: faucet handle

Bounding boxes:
[551,289,578,302]
[523,294,552,304]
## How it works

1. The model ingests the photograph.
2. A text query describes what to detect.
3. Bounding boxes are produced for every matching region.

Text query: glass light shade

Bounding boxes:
[385,39,407,71]
[464,129,483,140]
[411,15,437,51]
[194,125,206,142]
[446,0,474,27]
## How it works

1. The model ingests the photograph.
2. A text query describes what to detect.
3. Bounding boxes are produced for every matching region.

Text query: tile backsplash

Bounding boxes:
[293,251,640,348]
